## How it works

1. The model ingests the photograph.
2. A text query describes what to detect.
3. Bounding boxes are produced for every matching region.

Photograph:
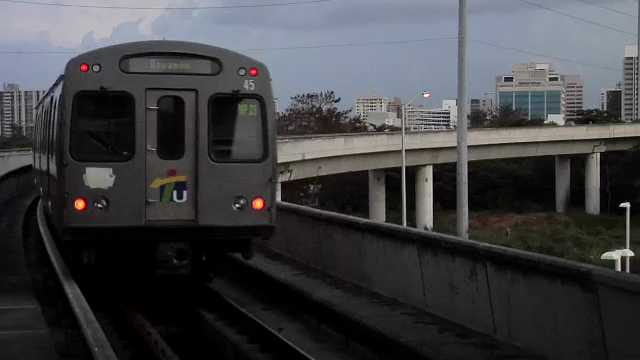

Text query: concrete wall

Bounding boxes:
[0,150,31,179]
[0,165,33,205]
[268,202,640,360]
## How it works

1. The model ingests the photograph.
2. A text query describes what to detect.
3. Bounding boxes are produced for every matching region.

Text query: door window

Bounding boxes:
[157,96,185,160]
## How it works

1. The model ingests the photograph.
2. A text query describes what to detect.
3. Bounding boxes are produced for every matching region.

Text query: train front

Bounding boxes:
[60,41,276,254]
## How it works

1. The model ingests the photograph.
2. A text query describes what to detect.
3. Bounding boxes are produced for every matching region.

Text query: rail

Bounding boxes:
[36,199,118,360]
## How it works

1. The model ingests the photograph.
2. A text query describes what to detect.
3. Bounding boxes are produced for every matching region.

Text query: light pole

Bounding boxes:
[483,91,496,119]
[401,91,431,227]
[620,202,632,272]
[457,0,469,239]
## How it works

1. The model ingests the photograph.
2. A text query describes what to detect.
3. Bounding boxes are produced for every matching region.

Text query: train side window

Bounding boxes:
[208,95,265,162]
[48,99,56,159]
[70,91,135,162]
[157,96,185,160]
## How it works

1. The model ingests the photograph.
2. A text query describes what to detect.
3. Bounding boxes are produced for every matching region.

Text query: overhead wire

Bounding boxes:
[0,0,627,73]
[515,0,636,37]
[0,36,621,72]
[0,0,331,10]
[572,0,636,18]
[472,39,621,72]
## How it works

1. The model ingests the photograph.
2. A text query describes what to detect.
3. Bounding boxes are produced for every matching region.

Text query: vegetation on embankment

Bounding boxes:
[434,210,638,270]
[283,153,640,271]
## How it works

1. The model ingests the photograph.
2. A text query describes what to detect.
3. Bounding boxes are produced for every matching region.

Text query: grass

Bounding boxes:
[434,209,639,271]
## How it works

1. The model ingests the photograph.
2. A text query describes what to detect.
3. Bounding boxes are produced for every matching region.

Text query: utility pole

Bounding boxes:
[401,104,407,227]
[457,0,469,239]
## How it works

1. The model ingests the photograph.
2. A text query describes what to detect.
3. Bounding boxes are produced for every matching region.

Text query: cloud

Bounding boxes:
[0,0,636,108]
[148,0,635,33]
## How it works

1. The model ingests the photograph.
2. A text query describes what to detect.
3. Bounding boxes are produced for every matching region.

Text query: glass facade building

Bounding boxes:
[495,63,579,125]
[497,90,562,120]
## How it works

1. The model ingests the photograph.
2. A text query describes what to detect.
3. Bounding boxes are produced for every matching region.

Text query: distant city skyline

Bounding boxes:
[0,83,45,138]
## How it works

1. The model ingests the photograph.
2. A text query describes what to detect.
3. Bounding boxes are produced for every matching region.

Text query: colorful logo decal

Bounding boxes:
[150,169,188,203]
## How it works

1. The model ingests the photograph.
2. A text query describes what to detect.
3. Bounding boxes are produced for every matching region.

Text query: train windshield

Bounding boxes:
[70,91,135,162]
[208,95,265,162]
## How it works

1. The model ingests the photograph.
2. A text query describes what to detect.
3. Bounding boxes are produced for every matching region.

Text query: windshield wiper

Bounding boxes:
[86,131,127,158]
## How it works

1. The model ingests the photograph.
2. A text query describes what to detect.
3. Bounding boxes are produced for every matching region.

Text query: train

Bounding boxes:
[32,41,277,270]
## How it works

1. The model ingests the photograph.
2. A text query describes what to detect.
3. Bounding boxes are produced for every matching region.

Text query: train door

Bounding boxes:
[145,90,196,222]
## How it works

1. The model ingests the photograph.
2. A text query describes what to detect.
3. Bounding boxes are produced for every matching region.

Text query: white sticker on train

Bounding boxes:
[83,167,116,189]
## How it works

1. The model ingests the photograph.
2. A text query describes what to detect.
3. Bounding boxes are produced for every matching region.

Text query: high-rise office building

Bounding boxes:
[355,96,388,122]
[561,75,584,122]
[471,96,496,118]
[386,97,402,120]
[623,45,638,122]
[470,99,482,114]
[601,87,623,120]
[403,100,457,131]
[496,63,581,125]
[0,83,45,138]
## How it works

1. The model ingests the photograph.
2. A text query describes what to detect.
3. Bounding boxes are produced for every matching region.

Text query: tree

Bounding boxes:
[469,110,488,128]
[485,105,543,128]
[370,123,400,132]
[574,109,622,125]
[277,91,367,135]
[0,124,32,150]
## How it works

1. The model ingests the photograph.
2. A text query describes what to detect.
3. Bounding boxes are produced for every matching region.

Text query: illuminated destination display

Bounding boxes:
[120,54,221,75]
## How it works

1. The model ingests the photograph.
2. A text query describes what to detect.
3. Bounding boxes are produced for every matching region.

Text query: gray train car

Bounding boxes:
[33,41,276,264]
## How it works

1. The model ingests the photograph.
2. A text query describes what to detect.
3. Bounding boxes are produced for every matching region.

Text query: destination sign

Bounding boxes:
[120,54,221,75]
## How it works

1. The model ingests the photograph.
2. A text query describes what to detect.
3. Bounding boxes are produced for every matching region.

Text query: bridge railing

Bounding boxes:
[267,202,640,360]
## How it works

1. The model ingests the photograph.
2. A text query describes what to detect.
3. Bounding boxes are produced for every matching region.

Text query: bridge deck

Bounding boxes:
[246,249,542,359]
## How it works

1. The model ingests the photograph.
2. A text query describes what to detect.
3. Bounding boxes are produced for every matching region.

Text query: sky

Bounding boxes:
[0,0,637,110]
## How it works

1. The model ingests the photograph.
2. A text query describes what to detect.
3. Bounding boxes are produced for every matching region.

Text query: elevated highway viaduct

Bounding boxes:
[277,124,640,230]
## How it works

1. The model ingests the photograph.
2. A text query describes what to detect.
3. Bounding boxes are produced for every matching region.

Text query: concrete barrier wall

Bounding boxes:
[268,202,640,360]
[0,151,32,179]
[0,166,33,206]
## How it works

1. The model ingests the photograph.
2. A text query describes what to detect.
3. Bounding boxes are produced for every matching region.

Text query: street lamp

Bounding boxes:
[601,249,635,272]
[601,250,623,272]
[620,202,632,273]
[401,91,432,227]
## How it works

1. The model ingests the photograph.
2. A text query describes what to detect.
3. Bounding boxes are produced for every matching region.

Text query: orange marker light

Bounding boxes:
[73,197,87,212]
[251,196,265,211]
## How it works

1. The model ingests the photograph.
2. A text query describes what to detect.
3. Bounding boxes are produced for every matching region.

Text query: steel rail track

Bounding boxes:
[199,287,317,360]
[122,306,181,360]
[36,199,118,360]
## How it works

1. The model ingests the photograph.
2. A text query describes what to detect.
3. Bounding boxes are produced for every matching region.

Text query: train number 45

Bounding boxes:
[243,79,256,91]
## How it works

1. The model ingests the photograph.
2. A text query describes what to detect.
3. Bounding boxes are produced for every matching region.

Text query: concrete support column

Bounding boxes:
[276,181,282,202]
[416,165,434,231]
[555,156,571,213]
[585,153,601,215]
[368,170,386,222]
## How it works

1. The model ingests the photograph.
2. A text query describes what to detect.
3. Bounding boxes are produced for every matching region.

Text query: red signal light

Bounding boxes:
[249,67,258,77]
[80,63,90,73]
[73,197,88,212]
[251,196,265,211]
